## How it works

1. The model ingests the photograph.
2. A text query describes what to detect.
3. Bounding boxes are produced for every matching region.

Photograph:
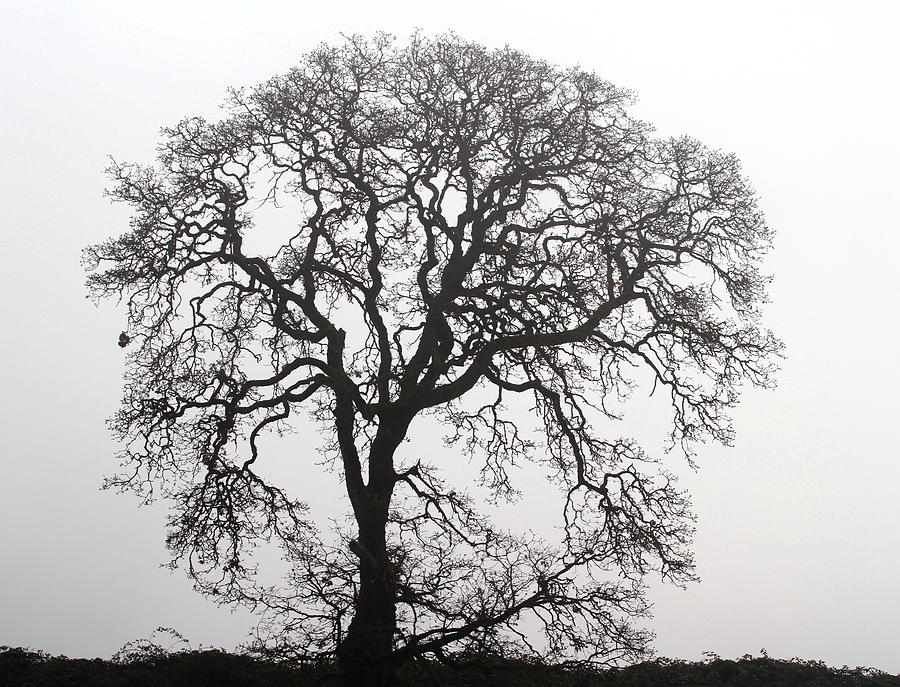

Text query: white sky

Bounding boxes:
[1,0,898,673]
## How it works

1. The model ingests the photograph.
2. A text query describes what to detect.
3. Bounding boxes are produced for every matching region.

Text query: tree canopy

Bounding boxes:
[85,33,780,687]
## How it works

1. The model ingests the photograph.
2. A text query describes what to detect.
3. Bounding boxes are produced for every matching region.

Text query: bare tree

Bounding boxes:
[85,33,780,687]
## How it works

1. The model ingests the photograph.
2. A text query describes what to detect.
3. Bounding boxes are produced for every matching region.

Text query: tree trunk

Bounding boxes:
[337,411,409,687]
[339,495,397,686]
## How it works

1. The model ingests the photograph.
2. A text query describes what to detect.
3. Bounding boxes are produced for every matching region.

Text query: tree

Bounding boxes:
[85,33,780,687]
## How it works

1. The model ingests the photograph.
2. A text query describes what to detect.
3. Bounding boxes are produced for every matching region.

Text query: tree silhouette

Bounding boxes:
[85,33,780,687]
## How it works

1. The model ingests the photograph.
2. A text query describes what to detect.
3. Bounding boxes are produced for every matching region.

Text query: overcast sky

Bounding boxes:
[1,0,898,673]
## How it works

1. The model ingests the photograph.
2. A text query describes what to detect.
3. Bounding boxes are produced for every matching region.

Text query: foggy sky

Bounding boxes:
[1,0,898,673]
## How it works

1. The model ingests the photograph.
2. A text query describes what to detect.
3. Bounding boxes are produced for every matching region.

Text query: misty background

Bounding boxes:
[1,0,898,673]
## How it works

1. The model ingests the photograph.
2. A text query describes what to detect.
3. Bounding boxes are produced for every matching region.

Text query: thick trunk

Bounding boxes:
[337,414,409,687]
[339,512,397,687]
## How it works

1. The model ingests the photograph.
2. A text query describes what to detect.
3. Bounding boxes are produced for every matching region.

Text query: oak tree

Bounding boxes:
[85,33,780,687]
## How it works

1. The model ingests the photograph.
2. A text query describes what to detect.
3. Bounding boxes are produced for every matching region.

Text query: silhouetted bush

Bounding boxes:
[2,644,899,686]
[0,645,321,687]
